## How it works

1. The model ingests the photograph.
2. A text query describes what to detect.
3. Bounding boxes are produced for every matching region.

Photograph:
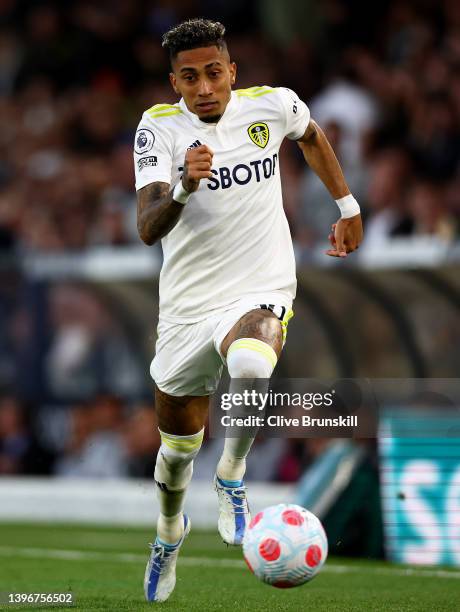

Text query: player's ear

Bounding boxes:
[229,62,237,85]
[169,72,180,94]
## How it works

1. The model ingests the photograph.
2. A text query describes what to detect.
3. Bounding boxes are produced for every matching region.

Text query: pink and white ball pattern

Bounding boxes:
[242,503,328,588]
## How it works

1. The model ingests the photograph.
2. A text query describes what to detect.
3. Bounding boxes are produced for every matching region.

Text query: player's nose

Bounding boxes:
[197,79,213,96]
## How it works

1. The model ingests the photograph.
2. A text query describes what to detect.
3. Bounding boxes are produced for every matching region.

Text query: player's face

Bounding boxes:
[170,45,236,123]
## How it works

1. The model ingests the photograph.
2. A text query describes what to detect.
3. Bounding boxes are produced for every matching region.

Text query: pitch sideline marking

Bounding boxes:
[0,546,459,580]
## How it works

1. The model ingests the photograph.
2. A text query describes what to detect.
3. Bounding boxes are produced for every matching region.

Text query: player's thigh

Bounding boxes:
[220,309,283,359]
[152,317,223,397]
[155,386,210,435]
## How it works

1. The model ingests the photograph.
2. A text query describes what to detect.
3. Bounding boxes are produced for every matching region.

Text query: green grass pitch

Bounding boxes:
[0,523,459,611]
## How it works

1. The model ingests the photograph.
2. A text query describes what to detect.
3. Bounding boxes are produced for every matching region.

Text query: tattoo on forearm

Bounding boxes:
[137,182,185,245]
[182,160,199,193]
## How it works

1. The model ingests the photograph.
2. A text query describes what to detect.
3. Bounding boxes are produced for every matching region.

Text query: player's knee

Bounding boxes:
[154,428,204,490]
[227,338,278,379]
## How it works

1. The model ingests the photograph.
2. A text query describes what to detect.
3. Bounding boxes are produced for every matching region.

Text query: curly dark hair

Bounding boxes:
[162,18,227,60]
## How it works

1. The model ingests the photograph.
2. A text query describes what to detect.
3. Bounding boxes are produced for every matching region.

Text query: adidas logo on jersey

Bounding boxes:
[187,140,202,150]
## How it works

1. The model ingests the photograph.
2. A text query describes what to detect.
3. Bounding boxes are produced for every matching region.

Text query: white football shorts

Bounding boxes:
[151,293,294,396]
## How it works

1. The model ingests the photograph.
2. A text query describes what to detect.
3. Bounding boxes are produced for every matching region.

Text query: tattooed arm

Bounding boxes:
[137,182,184,245]
[136,144,214,245]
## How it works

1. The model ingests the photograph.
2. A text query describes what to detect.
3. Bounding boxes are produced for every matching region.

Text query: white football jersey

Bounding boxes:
[134,86,310,322]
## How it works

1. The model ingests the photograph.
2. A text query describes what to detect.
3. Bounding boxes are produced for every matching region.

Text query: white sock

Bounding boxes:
[226,338,276,379]
[154,428,203,544]
[217,437,253,482]
[157,512,184,545]
[217,338,277,484]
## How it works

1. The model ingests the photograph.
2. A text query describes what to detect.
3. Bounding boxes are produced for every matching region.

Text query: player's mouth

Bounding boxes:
[196,101,219,113]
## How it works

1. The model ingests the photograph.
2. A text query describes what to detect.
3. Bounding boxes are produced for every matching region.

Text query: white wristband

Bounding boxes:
[173,182,191,205]
[335,194,360,219]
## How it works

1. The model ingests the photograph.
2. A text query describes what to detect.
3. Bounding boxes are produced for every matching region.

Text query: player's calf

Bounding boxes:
[144,429,203,601]
[216,334,279,545]
[217,337,278,482]
[154,428,203,543]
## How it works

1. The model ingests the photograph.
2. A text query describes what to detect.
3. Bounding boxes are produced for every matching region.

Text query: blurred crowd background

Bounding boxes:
[0,0,459,255]
[0,0,459,486]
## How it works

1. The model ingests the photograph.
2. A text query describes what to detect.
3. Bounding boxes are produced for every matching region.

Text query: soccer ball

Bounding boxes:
[242,503,328,588]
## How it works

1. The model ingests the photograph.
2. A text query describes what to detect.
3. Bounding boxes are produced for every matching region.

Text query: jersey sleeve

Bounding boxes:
[277,87,311,141]
[133,112,173,191]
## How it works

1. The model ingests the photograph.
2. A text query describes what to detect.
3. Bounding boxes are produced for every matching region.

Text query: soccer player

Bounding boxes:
[134,19,363,602]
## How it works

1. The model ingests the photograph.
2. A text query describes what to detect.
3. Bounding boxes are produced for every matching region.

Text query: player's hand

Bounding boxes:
[326,214,363,257]
[182,144,214,193]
